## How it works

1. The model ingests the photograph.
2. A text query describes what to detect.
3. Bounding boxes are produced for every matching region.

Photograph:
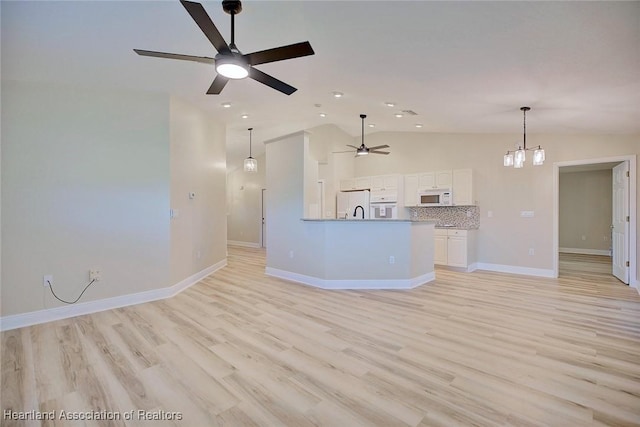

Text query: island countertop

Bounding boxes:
[301,218,438,223]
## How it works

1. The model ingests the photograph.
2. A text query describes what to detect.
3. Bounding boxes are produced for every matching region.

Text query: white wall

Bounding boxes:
[1,81,171,316]
[265,131,324,278]
[307,124,355,218]
[169,97,227,284]
[351,132,639,276]
[560,170,612,253]
[226,155,266,246]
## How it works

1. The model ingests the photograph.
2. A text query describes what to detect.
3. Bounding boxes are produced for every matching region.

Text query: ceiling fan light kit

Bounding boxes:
[503,106,545,168]
[134,0,315,95]
[215,55,249,79]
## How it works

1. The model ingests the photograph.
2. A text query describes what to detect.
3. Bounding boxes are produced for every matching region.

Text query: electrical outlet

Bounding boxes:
[528,248,535,256]
[89,270,101,281]
[389,255,395,264]
[289,250,294,259]
[43,275,53,287]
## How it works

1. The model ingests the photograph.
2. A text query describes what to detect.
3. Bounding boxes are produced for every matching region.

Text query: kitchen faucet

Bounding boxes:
[353,205,365,219]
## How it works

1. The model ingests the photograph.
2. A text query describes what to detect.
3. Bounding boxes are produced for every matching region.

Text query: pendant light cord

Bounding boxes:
[523,108,527,150]
[248,127,253,157]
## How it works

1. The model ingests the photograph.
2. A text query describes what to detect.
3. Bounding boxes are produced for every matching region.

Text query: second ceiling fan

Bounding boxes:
[336,114,390,156]
[134,0,315,95]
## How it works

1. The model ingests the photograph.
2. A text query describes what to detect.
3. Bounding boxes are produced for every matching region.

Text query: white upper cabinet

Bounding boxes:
[371,174,399,191]
[452,168,474,205]
[404,174,419,206]
[339,176,371,192]
[418,170,452,190]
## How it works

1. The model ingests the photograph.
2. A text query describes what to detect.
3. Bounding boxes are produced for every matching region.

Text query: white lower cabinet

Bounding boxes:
[434,232,448,265]
[434,229,476,270]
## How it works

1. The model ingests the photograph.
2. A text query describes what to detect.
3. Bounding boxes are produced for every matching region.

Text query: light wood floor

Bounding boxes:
[3,247,640,426]
[559,252,613,277]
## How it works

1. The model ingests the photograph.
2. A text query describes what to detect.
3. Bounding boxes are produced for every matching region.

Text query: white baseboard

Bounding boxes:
[265,267,435,290]
[476,263,555,278]
[0,259,227,332]
[559,247,611,256]
[227,240,260,248]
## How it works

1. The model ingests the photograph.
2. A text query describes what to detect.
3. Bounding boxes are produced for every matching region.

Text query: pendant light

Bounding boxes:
[503,107,545,168]
[243,127,257,173]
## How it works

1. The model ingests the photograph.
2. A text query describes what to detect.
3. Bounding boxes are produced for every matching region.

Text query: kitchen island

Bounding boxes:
[265,219,437,290]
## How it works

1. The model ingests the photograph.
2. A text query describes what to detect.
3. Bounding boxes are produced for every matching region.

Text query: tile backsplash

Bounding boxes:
[409,206,480,229]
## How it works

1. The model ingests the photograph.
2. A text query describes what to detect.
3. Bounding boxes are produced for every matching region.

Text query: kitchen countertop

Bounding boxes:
[433,225,478,230]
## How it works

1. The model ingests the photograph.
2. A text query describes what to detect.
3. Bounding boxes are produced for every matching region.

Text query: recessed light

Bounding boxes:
[368,123,376,128]
[241,114,249,119]
[221,102,232,108]
[385,102,395,107]
[415,124,423,128]
[394,113,403,118]
[319,113,327,118]
[332,91,343,98]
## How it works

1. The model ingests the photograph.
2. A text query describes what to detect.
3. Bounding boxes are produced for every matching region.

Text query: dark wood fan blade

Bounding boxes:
[370,151,390,155]
[207,75,229,94]
[244,41,315,66]
[180,0,230,54]
[332,150,354,153]
[346,145,360,149]
[133,49,215,64]
[248,67,297,95]
[367,144,389,150]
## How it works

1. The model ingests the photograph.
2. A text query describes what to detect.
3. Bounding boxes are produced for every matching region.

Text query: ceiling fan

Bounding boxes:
[335,114,390,156]
[134,0,315,95]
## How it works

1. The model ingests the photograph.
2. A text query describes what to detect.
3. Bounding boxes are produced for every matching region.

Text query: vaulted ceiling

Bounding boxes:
[3,1,639,170]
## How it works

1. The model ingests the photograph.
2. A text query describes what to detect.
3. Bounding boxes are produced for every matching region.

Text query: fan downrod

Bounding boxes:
[222,0,242,15]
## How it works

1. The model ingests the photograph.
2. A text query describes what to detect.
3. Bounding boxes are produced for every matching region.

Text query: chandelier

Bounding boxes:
[503,107,545,168]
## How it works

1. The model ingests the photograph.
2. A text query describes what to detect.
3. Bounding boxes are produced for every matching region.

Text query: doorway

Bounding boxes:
[553,156,636,286]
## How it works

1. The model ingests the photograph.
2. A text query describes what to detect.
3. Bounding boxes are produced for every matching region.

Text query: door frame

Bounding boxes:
[261,188,267,248]
[553,155,637,287]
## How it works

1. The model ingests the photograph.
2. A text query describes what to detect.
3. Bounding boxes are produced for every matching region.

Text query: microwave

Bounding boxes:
[418,189,452,206]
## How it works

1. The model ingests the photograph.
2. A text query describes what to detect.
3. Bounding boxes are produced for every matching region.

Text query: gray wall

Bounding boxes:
[559,170,613,253]
[169,97,227,284]
[1,81,227,317]
[2,81,170,316]
[226,155,266,246]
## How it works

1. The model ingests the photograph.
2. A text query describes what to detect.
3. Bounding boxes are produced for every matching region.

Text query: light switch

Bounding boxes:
[520,211,534,218]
